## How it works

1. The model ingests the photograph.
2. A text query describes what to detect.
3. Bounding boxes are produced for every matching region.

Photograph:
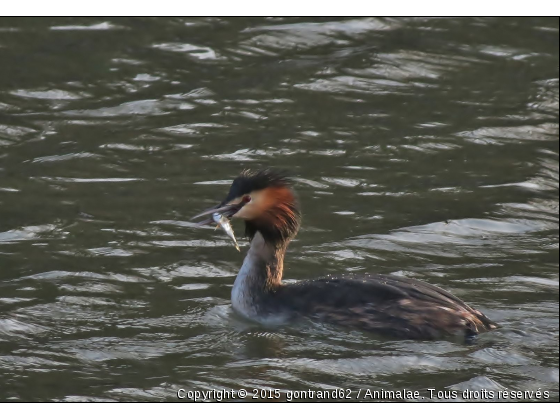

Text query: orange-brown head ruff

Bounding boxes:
[192,169,301,246]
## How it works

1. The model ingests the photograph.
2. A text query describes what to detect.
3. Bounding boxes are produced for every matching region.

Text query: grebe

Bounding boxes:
[192,169,497,340]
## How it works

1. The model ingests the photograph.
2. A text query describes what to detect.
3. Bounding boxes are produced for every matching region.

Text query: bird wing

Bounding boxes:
[276,274,495,339]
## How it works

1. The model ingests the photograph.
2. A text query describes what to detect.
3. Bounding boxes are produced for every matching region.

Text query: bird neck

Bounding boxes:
[237,231,288,290]
[231,232,289,319]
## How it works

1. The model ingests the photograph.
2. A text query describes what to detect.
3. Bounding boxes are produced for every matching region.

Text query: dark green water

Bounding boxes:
[0,17,558,402]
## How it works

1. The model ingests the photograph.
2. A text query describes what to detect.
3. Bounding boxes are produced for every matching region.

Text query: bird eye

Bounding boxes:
[242,195,251,203]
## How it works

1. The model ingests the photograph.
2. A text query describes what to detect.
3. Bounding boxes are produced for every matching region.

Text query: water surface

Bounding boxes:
[0,17,558,402]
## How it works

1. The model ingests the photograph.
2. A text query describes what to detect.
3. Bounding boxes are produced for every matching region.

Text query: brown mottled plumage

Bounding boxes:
[193,168,497,340]
[270,274,495,339]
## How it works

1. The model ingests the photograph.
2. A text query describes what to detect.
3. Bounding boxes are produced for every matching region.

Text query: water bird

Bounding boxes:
[192,169,497,340]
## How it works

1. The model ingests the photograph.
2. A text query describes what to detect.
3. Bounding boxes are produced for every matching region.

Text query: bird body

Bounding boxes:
[193,169,497,340]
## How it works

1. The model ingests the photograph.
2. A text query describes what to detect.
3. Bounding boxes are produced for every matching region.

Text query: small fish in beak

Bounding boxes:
[191,200,246,251]
[212,212,240,252]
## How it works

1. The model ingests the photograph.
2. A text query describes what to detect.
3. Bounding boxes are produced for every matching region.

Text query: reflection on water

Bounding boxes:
[0,17,558,401]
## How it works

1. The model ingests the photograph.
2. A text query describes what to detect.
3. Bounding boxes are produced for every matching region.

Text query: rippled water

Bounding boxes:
[0,17,558,402]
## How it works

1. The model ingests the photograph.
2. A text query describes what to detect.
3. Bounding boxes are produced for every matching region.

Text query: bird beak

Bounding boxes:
[190,201,244,226]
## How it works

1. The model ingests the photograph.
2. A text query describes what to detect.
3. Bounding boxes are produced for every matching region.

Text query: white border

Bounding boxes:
[1,1,560,17]
[0,402,552,417]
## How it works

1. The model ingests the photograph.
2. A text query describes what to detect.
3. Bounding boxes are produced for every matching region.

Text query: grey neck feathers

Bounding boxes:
[236,232,287,292]
[231,232,293,321]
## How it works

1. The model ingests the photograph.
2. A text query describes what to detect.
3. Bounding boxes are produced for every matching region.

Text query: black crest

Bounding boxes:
[224,168,293,203]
